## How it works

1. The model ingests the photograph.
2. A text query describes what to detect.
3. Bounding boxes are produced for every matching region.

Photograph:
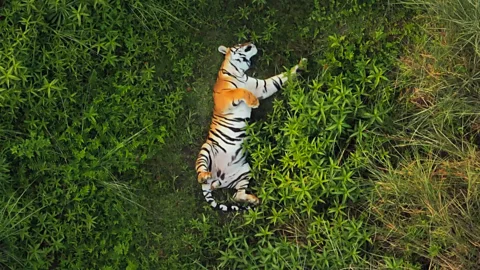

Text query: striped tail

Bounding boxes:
[201,184,251,212]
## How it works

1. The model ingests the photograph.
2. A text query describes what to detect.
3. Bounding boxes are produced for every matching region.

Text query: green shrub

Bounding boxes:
[0,0,201,269]
[210,2,415,268]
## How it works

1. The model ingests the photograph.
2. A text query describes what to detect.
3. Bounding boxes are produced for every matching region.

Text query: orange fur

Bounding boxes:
[212,46,258,114]
[213,88,259,113]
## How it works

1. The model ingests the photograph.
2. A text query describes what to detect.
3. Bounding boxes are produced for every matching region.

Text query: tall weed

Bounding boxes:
[367,0,480,269]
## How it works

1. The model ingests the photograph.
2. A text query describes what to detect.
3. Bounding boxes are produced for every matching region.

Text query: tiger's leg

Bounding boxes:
[196,143,213,184]
[246,58,307,100]
[214,88,259,112]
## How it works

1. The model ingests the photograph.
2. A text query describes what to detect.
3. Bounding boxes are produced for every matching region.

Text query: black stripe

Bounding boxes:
[200,147,212,158]
[213,114,231,121]
[255,78,259,89]
[216,128,242,142]
[196,163,207,169]
[221,69,234,76]
[222,68,240,79]
[226,80,238,88]
[211,118,232,127]
[198,148,212,168]
[234,147,242,158]
[210,130,235,145]
[213,120,245,133]
[232,152,246,164]
[229,61,240,73]
[213,114,250,123]
[233,171,250,185]
[216,129,242,142]
[195,165,206,172]
[227,171,250,188]
[208,138,226,152]
[272,79,281,91]
[263,80,267,93]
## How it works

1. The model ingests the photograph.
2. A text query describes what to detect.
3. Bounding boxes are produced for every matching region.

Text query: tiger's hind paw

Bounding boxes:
[248,194,261,205]
[197,172,212,184]
[234,192,261,205]
[210,180,221,190]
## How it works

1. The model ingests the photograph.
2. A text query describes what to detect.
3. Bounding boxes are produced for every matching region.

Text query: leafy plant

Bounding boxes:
[1,0,478,269]
[211,2,413,268]
[0,0,201,269]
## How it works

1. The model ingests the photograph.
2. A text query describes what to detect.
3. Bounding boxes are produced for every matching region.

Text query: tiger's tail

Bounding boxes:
[201,184,251,212]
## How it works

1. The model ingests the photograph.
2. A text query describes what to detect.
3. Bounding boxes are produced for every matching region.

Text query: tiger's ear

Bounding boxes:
[218,45,228,54]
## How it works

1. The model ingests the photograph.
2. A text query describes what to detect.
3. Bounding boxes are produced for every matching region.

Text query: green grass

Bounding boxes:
[1,0,479,269]
[365,0,480,269]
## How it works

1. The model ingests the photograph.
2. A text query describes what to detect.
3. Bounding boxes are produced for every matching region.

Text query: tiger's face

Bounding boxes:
[218,42,258,72]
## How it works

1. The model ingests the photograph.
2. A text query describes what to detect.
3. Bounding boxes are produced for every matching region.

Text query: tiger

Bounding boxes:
[195,42,307,211]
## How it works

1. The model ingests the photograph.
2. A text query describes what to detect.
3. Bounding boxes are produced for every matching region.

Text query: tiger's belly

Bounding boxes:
[209,103,252,188]
[211,143,250,188]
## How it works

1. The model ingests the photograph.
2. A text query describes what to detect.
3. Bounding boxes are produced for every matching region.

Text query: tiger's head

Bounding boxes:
[218,42,258,73]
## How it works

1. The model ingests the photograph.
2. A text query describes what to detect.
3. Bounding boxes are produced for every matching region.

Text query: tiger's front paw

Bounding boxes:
[290,58,308,75]
[197,172,212,184]
[297,58,308,71]
[245,92,260,109]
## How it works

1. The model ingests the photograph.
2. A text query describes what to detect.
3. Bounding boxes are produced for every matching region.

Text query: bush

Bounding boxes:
[211,1,415,268]
[0,0,199,269]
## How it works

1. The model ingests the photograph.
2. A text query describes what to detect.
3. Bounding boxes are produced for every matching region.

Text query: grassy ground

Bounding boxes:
[141,1,480,269]
[365,1,480,268]
[139,0,411,268]
[138,2,321,266]
[1,0,479,269]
